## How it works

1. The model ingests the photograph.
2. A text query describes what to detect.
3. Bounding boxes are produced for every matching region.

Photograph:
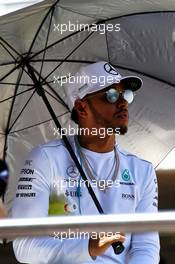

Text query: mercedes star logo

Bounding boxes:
[104,63,119,75]
[66,165,79,178]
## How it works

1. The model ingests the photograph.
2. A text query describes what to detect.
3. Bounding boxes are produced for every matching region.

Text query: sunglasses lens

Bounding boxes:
[123,90,134,104]
[106,89,119,103]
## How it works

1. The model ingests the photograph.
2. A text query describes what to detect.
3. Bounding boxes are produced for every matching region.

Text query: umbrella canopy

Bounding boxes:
[0,0,175,213]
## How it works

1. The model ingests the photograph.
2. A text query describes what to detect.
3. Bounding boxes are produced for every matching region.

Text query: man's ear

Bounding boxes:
[74,99,88,119]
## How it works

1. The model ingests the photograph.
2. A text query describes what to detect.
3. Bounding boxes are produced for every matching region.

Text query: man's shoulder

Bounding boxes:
[32,136,75,154]
[117,144,153,167]
[40,139,64,149]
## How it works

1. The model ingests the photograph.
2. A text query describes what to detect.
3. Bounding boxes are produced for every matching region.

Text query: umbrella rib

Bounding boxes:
[0,37,22,59]
[29,65,69,110]
[0,63,20,82]
[38,6,55,83]
[0,61,16,66]
[42,30,95,82]
[8,111,70,134]
[113,65,175,88]
[29,23,98,61]
[27,0,60,55]
[8,88,37,133]
[30,59,94,63]
[103,10,175,22]
[0,82,35,87]
[3,67,24,159]
[5,62,68,133]
[44,89,66,105]
[0,87,36,104]
[0,42,17,62]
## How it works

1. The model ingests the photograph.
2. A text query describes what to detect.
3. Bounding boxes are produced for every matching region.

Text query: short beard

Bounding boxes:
[118,125,128,135]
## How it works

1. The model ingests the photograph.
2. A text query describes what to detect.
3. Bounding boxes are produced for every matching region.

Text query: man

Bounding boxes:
[12,61,160,263]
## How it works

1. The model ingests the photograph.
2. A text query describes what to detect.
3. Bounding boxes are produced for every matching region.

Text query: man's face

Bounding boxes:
[84,83,129,135]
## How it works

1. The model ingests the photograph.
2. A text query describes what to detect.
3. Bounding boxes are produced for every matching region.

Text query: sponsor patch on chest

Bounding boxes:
[121,193,135,200]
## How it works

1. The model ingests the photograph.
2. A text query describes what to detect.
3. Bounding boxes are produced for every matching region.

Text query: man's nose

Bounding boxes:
[116,96,128,108]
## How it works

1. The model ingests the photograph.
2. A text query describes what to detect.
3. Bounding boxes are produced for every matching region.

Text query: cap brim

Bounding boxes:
[120,76,143,91]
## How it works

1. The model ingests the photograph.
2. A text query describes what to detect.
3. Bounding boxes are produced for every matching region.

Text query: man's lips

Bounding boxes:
[114,109,128,119]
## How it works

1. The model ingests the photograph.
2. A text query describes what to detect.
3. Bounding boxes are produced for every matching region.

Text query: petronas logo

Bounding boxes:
[122,169,130,181]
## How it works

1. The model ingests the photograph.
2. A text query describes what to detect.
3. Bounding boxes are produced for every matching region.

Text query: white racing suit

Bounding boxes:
[12,136,160,264]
